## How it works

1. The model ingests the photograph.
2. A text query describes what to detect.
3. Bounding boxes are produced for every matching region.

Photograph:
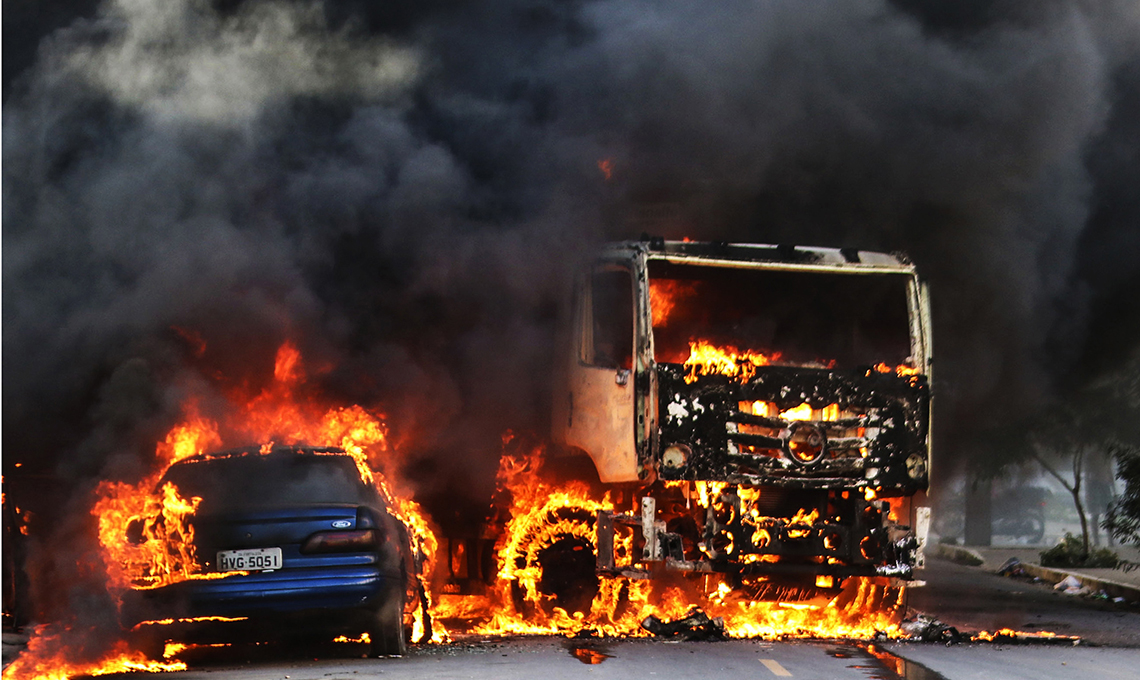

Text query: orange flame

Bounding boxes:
[273,341,303,384]
[684,342,917,383]
[649,280,698,328]
[13,334,931,679]
[873,362,920,377]
[11,339,445,679]
[683,340,780,384]
[131,616,248,630]
[597,159,613,181]
[1,631,186,680]
[430,438,906,640]
[93,481,209,593]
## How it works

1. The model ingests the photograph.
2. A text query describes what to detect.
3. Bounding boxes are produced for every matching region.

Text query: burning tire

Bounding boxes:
[504,503,600,616]
[536,533,599,614]
[405,571,433,644]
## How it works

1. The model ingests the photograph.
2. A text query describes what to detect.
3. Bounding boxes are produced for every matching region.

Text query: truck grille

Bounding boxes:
[725,401,879,462]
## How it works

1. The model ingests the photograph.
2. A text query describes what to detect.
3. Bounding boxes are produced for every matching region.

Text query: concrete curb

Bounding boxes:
[1014,562,1140,604]
[931,543,985,566]
[931,543,1140,603]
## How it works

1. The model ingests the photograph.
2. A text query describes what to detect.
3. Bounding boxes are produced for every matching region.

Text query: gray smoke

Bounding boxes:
[5,0,1140,552]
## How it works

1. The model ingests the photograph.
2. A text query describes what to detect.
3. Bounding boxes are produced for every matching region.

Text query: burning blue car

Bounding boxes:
[121,446,412,657]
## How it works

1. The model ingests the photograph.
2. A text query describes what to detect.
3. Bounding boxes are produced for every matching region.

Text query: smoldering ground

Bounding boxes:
[4,0,1140,630]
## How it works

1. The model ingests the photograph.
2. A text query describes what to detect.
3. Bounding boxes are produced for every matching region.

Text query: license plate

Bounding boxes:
[217,547,283,572]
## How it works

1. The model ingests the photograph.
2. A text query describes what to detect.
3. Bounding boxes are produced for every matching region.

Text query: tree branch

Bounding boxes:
[1032,448,1074,494]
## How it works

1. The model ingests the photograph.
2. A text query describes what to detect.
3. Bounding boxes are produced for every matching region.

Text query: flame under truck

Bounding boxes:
[547,239,932,599]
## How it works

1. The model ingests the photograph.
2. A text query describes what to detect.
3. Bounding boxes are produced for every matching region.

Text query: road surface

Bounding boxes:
[99,635,1140,680]
[10,555,1140,680]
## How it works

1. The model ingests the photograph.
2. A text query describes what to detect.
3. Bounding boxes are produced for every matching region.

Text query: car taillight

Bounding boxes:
[356,506,377,529]
[300,529,379,554]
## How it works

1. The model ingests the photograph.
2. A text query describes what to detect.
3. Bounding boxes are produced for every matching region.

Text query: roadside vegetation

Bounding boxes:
[1039,532,1120,569]
[1103,443,1140,571]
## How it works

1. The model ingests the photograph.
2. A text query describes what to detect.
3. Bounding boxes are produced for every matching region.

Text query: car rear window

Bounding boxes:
[161,453,374,510]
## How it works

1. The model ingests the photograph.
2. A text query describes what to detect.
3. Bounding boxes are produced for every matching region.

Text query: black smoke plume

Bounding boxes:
[4,0,1140,624]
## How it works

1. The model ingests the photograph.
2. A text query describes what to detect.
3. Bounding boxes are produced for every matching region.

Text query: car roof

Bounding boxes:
[170,445,353,467]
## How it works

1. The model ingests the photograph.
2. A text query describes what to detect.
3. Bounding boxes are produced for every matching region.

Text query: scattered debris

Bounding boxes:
[899,614,961,644]
[900,616,1083,646]
[995,557,1025,577]
[994,557,1139,605]
[972,628,1082,645]
[1053,575,1089,596]
[640,608,728,641]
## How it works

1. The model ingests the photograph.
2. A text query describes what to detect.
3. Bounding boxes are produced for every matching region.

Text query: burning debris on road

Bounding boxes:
[640,608,728,642]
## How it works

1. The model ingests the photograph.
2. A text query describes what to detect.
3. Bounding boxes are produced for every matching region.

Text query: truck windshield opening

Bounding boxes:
[648,261,913,370]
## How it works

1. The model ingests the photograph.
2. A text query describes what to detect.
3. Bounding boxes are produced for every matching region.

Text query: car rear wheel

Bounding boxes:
[368,588,407,657]
[128,627,168,662]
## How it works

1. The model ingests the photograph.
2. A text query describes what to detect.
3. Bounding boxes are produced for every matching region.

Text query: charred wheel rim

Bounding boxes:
[508,505,601,616]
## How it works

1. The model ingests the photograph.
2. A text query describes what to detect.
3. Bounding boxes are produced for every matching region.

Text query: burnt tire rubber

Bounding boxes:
[368,589,407,657]
[536,534,599,615]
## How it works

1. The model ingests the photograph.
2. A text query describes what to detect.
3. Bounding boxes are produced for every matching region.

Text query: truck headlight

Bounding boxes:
[906,453,927,479]
[785,422,827,466]
[662,444,690,470]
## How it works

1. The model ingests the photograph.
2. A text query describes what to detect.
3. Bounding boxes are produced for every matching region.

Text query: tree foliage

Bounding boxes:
[1104,443,1140,548]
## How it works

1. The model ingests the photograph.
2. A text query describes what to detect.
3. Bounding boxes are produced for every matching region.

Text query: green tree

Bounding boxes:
[1037,352,1140,560]
[1025,351,1140,560]
[1028,409,1095,558]
[1104,442,1140,548]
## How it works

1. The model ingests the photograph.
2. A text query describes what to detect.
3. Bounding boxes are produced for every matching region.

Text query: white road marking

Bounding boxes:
[760,659,793,676]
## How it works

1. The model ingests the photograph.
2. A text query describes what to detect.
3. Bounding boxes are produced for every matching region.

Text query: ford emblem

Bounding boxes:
[331,520,352,529]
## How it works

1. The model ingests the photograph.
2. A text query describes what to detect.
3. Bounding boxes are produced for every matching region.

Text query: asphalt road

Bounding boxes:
[907,556,1140,646]
[13,554,1140,680]
[134,555,1140,680]
[96,636,1140,680]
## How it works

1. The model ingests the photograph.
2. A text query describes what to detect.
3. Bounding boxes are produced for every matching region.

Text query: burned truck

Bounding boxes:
[548,239,932,598]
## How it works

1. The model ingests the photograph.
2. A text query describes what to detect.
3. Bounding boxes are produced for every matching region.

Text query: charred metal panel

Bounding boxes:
[631,251,657,482]
[655,364,929,494]
[565,365,638,483]
[559,263,640,483]
[694,485,913,575]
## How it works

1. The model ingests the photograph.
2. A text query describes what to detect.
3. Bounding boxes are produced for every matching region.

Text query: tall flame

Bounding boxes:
[7,339,444,680]
[649,280,698,328]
